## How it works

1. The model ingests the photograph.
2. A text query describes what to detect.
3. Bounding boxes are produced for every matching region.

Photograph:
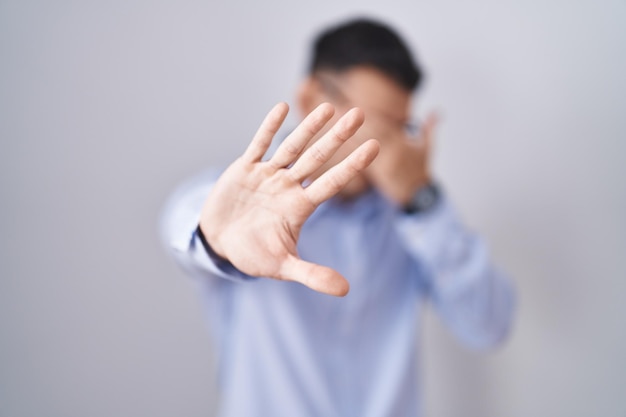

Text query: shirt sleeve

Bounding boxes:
[394,195,516,350]
[158,168,255,283]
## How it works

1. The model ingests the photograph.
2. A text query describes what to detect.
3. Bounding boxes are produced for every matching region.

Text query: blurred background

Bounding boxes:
[1,0,625,416]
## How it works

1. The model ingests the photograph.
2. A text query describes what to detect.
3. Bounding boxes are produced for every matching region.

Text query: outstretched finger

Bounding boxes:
[269,103,335,169]
[306,139,380,206]
[288,107,365,182]
[418,111,439,153]
[279,254,350,296]
[242,102,289,163]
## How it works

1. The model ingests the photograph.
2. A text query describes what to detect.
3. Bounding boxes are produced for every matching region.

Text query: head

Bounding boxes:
[296,18,424,197]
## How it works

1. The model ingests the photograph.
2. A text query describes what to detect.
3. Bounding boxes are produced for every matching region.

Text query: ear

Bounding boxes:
[296,76,327,120]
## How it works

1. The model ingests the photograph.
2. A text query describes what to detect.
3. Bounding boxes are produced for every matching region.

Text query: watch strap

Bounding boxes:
[403,182,441,214]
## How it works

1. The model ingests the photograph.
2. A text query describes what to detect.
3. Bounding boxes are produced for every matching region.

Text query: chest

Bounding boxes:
[298,209,416,296]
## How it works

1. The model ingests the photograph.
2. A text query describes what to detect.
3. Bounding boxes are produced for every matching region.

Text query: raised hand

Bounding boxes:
[199,102,380,296]
[365,111,438,205]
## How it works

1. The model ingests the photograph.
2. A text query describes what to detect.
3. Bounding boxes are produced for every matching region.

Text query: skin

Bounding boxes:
[200,66,438,297]
[297,67,438,205]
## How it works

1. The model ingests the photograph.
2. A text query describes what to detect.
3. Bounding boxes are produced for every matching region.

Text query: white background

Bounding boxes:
[1,1,625,416]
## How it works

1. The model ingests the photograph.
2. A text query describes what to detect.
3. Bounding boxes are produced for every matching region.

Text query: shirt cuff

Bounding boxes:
[395,196,490,292]
[186,225,256,282]
[394,195,461,269]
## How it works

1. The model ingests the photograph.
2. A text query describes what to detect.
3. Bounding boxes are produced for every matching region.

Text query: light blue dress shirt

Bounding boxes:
[160,168,515,417]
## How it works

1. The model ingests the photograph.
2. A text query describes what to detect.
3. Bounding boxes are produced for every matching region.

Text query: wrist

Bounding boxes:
[197,222,228,260]
[403,182,441,214]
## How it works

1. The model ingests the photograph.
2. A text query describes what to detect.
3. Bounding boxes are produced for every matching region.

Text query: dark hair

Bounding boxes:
[309,18,423,91]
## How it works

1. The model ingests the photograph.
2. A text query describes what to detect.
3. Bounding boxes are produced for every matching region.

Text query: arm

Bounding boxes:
[365,112,515,348]
[395,196,516,349]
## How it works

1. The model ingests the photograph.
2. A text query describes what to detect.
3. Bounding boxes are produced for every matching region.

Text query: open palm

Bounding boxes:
[200,102,379,296]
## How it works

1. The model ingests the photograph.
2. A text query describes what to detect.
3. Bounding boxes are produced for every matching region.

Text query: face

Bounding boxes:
[297,66,415,198]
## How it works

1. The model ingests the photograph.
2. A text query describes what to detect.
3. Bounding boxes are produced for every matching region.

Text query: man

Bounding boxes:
[161,18,515,417]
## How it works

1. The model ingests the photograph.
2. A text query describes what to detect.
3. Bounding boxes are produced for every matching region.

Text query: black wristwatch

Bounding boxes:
[403,182,441,214]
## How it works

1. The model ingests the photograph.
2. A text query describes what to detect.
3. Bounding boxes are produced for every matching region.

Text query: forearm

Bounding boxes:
[395,196,516,349]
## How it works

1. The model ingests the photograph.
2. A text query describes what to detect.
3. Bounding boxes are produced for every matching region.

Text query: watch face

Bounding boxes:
[407,184,440,214]
[416,189,436,208]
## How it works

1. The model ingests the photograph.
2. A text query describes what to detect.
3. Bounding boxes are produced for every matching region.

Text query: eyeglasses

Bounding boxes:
[314,73,422,139]
[404,120,421,138]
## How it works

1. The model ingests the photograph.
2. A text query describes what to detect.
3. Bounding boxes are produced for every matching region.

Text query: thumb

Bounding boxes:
[279,255,350,297]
